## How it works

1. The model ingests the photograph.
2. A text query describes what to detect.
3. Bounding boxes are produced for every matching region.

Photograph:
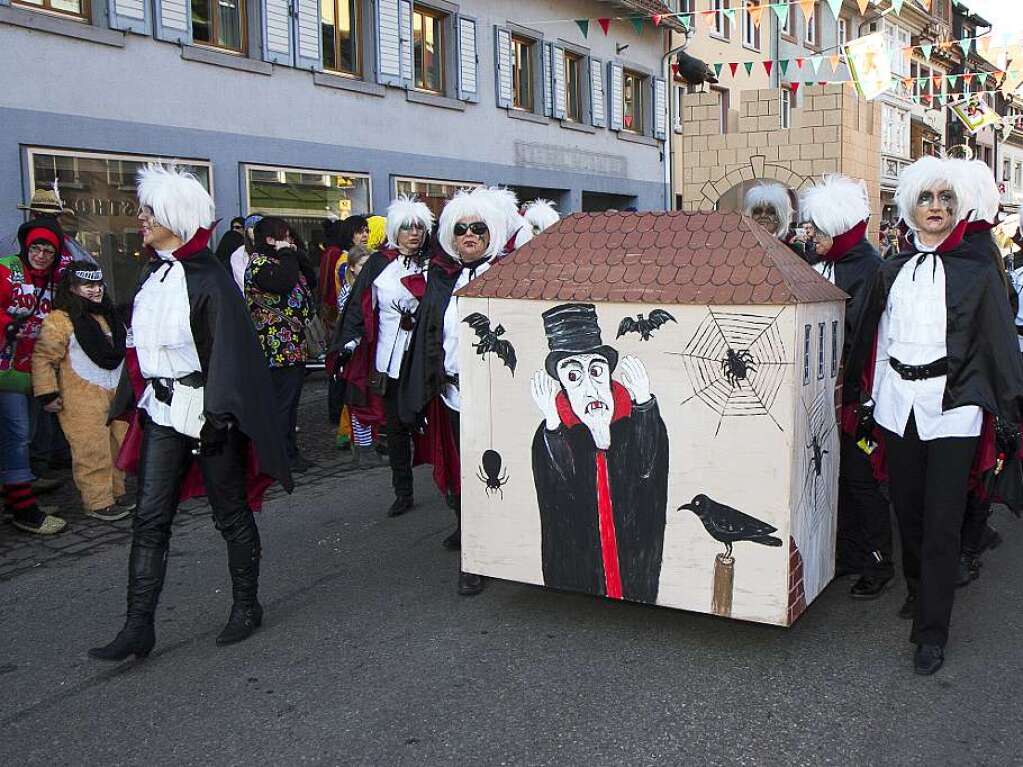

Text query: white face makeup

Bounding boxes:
[557,352,613,449]
[453,217,490,261]
[915,184,957,243]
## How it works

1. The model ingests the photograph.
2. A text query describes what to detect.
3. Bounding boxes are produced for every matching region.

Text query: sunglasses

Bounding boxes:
[399,222,425,232]
[453,222,489,237]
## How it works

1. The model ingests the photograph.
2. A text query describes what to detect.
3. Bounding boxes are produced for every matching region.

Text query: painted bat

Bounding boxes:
[463,312,517,374]
[616,309,677,341]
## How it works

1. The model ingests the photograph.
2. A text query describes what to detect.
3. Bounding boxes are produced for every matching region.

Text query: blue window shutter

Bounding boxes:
[541,41,552,116]
[398,0,412,84]
[456,15,479,102]
[108,0,150,34]
[294,0,322,70]
[262,0,293,64]
[589,56,605,128]
[653,76,668,140]
[154,0,190,44]
[552,45,567,120]
[608,61,624,131]
[494,26,512,108]
[376,0,402,85]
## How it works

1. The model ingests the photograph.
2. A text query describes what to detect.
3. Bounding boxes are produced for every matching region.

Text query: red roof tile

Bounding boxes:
[458,211,849,305]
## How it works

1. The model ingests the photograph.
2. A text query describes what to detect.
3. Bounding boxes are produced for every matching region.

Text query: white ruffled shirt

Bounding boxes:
[441,258,495,412]
[373,256,426,380]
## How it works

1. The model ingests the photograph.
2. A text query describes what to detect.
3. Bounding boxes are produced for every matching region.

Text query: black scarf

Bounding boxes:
[71,301,126,370]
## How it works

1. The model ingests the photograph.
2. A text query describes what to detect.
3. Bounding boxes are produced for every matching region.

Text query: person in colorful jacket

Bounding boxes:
[1,218,70,535]
[245,216,316,473]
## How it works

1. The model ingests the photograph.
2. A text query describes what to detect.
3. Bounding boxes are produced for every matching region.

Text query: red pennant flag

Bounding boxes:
[791,82,800,93]
[963,73,974,86]
[764,60,774,76]
[652,14,662,26]
[795,58,805,69]
[671,63,680,77]
[729,62,739,76]
[597,17,611,35]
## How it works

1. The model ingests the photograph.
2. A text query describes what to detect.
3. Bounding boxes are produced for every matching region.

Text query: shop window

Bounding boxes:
[244,165,371,246]
[26,148,211,307]
[564,51,583,122]
[511,35,535,111]
[802,324,811,385]
[413,5,446,93]
[191,0,246,52]
[623,70,646,133]
[394,176,482,219]
[321,0,361,76]
[13,0,89,20]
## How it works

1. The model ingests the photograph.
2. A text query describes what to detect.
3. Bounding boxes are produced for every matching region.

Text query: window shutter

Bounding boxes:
[590,56,605,127]
[376,0,403,85]
[552,45,567,120]
[608,61,624,131]
[294,0,322,71]
[153,0,190,44]
[541,42,553,117]
[494,26,513,108]
[398,0,413,83]
[653,76,668,140]
[261,0,292,64]
[456,15,479,102]
[108,0,150,34]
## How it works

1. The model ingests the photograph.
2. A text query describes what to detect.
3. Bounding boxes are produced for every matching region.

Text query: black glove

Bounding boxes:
[995,418,1020,458]
[337,346,353,367]
[198,415,230,456]
[3,322,20,344]
[855,399,876,443]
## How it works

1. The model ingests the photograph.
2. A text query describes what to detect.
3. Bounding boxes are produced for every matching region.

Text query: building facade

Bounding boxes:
[1,0,677,301]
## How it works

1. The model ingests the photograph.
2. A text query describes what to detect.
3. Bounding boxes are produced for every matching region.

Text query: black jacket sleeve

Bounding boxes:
[251,248,300,295]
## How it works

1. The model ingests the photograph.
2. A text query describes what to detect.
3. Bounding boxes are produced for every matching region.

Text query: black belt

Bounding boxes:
[149,372,203,404]
[444,373,460,389]
[888,356,947,381]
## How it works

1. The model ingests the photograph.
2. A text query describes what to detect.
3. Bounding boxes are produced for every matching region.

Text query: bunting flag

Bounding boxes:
[809,56,823,76]
[713,62,724,78]
[829,53,841,72]
[772,2,789,24]
[749,3,765,28]
[920,44,932,61]
[671,63,680,77]
[723,7,737,24]
[845,31,890,100]
[947,74,958,88]
[825,0,842,18]
[963,73,974,87]
[977,72,988,87]
[651,14,661,26]
[790,82,801,94]
[890,0,904,13]
[680,14,691,31]
[798,0,815,20]
[779,59,790,76]
[743,61,754,76]
[701,9,716,27]
[575,19,589,37]
[856,0,869,14]
[959,38,972,57]
[764,60,774,76]
[729,62,739,77]
[795,57,804,70]
[597,17,611,35]
[628,16,643,34]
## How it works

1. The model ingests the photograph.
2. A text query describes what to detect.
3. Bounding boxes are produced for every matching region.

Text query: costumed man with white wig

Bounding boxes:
[742,182,794,242]
[523,199,560,236]
[485,187,532,253]
[331,195,434,516]
[845,155,1023,675]
[399,188,508,596]
[798,174,892,600]
[89,165,292,661]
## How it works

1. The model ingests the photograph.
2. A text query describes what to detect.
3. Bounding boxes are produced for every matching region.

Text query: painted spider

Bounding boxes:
[391,299,416,331]
[720,348,756,387]
[807,433,829,477]
[477,449,509,499]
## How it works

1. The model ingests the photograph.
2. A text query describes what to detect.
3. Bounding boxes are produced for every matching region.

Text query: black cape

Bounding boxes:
[824,237,882,363]
[112,243,293,494]
[213,230,244,269]
[532,393,669,603]
[844,233,1023,423]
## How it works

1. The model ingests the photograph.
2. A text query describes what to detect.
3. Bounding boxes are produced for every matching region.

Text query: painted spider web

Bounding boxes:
[794,387,839,600]
[675,309,789,436]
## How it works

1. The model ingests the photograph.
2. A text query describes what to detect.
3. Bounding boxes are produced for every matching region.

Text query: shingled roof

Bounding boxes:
[458,211,849,305]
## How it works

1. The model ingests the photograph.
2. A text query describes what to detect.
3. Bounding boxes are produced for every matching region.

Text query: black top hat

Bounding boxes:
[542,303,619,379]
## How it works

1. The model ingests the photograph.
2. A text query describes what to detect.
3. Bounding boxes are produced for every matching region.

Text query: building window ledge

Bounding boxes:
[560,119,595,134]
[507,108,549,125]
[314,72,385,97]
[617,131,659,147]
[406,89,465,111]
[0,5,125,47]
[181,44,272,75]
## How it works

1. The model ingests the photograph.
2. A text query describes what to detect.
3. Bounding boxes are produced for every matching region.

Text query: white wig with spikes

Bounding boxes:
[523,198,561,234]
[799,174,870,237]
[742,182,794,238]
[438,188,508,261]
[949,158,1000,223]
[483,186,532,249]
[895,155,966,231]
[136,163,215,243]
[385,194,435,248]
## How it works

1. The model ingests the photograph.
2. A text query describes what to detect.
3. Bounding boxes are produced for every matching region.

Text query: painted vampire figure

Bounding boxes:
[89,165,292,661]
[332,195,435,516]
[530,303,669,604]
[399,188,509,597]
[845,156,1023,676]
[797,174,892,599]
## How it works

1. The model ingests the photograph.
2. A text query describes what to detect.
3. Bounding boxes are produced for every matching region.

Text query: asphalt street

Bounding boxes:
[2,384,1023,765]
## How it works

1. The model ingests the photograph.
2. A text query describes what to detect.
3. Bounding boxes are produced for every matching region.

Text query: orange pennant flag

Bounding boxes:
[977,35,993,55]
[798,0,815,20]
[748,2,764,28]
[857,0,869,13]
[829,53,841,72]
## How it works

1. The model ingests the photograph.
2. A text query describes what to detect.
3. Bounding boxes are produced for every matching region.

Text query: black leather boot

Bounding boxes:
[442,496,461,550]
[216,539,263,646]
[89,545,167,661]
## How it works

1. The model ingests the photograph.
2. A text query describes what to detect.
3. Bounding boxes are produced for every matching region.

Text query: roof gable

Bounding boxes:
[459,211,849,305]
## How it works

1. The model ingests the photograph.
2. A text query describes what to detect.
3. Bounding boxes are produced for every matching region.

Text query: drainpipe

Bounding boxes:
[662,33,690,211]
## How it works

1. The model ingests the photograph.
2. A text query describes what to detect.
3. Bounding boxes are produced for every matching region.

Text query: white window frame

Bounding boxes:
[838,18,847,46]
[742,1,761,51]
[392,175,482,198]
[710,0,728,40]
[805,2,818,47]
[781,88,792,129]
[242,162,371,219]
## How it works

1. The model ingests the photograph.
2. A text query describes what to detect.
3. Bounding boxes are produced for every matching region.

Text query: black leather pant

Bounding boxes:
[383,381,414,499]
[124,417,260,625]
[836,435,894,577]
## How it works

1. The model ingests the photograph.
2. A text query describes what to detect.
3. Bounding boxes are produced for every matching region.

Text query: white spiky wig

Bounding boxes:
[895,155,966,232]
[385,194,435,248]
[523,198,560,234]
[136,163,215,243]
[798,174,870,237]
[949,158,1000,223]
[742,183,793,238]
[437,188,508,261]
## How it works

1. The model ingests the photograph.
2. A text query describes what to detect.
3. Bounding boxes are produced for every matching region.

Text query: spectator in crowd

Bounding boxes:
[743,182,795,241]
[319,215,369,329]
[214,217,246,268]
[230,214,263,292]
[31,261,131,521]
[1,218,69,535]
[334,244,377,465]
[246,216,316,473]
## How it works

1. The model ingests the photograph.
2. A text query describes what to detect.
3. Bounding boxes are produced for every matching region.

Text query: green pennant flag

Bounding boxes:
[959,38,972,57]
[779,59,790,76]
[723,7,736,24]
[743,61,754,76]
[772,2,788,24]
[681,14,691,31]
[575,19,589,38]
[920,44,933,61]
[809,56,823,75]
[891,0,904,13]
[825,0,842,19]
[714,62,724,78]
[947,74,958,88]
[977,72,988,87]
[630,16,645,35]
